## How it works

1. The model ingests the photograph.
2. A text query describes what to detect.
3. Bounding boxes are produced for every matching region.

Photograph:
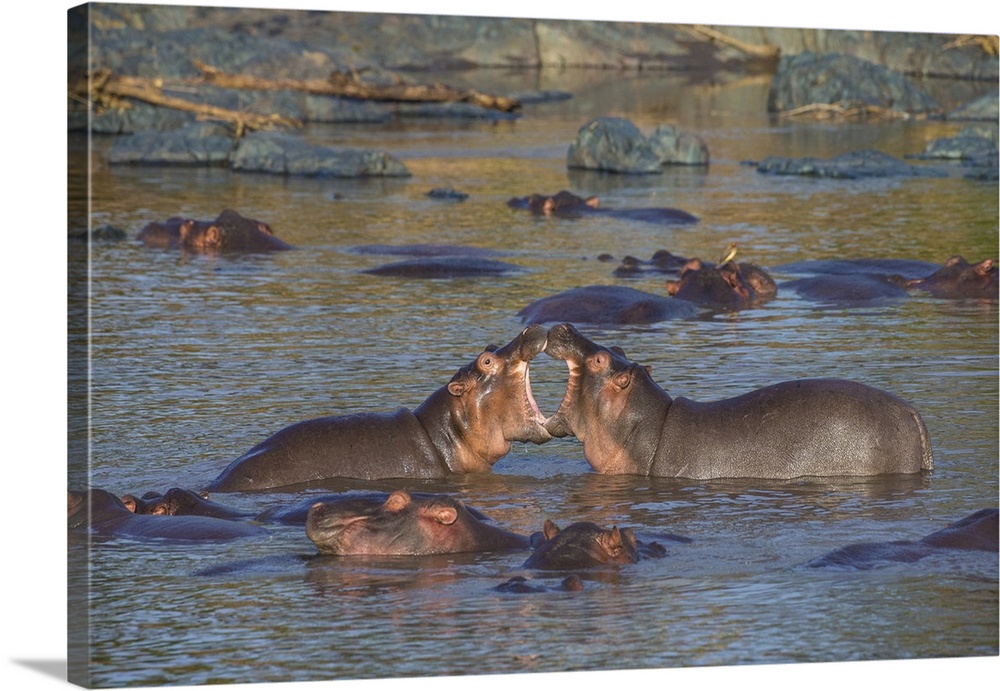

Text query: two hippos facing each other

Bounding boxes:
[203,323,933,491]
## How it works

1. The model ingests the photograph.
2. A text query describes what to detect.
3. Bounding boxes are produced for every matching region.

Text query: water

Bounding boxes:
[73,69,997,687]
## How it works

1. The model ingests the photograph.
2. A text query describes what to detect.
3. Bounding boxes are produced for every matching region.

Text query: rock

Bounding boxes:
[567,117,709,174]
[767,52,940,115]
[756,150,948,179]
[107,122,235,165]
[648,124,709,165]
[947,90,1000,121]
[426,188,469,202]
[230,132,410,177]
[917,135,998,161]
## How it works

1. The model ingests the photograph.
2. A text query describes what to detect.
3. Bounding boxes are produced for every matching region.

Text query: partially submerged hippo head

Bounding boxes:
[508,190,600,217]
[429,324,553,463]
[138,209,293,254]
[522,519,639,569]
[541,322,660,454]
[665,256,776,310]
[907,256,998,300]
[305,490,529,555]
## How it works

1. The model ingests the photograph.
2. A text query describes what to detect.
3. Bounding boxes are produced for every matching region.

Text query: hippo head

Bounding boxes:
[665,258,763,309]
[428,325,552,471]
[177,209,292,254]
[305,490,520,555]
[146,488,212,516]
[524,519,639,569]
[542,323,669,474]
[513,190,599,217]
[907,256,998,300]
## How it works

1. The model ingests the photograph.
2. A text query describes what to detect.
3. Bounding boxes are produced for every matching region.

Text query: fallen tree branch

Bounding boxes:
[79,68,303,136]
[192,61,521,112]
[779,101,915,121]
[673,25,781,59]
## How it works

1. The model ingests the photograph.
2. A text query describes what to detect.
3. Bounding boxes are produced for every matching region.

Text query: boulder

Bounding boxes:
[230,132,410,177]
[567,117,709,174]
[767,52,940,115]
[756,150,947,179]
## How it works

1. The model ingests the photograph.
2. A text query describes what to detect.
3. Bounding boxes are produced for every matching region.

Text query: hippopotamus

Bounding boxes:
[69,489,269,542]
[361,257,523,278]
[305,490,530,555]
[612,250,689,277]
[781,273,910,304]
[205,325,551,491]
[494,575,585,592]
[907,256,998,300]
[517,285,700,326]
[806,508,998,569]
[120,490,163,513]
[772,258,941,279]
[133,488,254,520]
[522,520,668,569]
[255,491,492,525]
[542,323,934,479]
[665,257,777,310]
[137,209,293,253]
[507,190,698,224]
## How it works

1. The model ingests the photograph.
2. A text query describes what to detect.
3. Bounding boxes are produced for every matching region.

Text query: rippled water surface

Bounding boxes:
[72,70,997,687]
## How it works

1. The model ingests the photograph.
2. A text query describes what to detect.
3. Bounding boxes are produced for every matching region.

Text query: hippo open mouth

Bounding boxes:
[539,323,590,438]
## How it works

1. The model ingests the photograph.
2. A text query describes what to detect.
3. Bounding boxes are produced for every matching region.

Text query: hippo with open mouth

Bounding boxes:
[541,323,933,479]
[206,325,551,491]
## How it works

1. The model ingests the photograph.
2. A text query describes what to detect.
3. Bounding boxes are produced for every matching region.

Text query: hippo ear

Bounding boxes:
[383,491,411,512]
[665,280,680,295]
[447,380,467,397]
[945,256,964,266]
[543,519,560,540]
[204,225,222,248]
[120,495,138,513]
[200,491,211,500]
[975,259,995,275]
[610,346,627,358]
[430,506,458,525]
[644,365,652,376]
[585,196,599,209]
[620,527,637,550]
[151,503,169,516]
[609,526,622,548]
[178,220,197,242]
[612,371,631,390]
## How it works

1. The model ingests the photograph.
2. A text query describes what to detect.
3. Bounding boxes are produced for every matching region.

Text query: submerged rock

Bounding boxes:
[231,132,410,177]
[107,122,235,165]
[567,117,709,174]
[756,150,947,179]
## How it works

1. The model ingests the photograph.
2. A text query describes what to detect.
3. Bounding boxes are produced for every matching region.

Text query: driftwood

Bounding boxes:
[673,25,781,59]
[193,61,521,112]
[82,68,303,136]
[779,101,916,121]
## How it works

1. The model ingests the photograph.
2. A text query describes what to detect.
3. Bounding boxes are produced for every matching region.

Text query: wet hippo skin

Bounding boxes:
[542,323,934,479]
[137,209,293,253]
[518,285,700,326]
[907,256,998,300]
[806,509,998,569]
[69,489,269,542]
[507,190,698,224]
[205,326,551,491]
[305,490,530,555]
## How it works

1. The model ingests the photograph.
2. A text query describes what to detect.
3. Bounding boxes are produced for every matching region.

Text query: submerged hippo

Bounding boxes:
[518,285,700,326]
[806,508,998,569]
[120,490,164,513]
[256,491,492,525]
[132,488,254,520]
[907,256,998,300]
[612,250,689,277]
[522,520,668,569]
[137,209,293,253]
[305,490,530,555]
[781,274,910,305]
[542,323,933,479]
[665,256,777,310]
[206,325,551,491]
[361,257,523,278]
[69,489,269,542]
[507,190,698,224]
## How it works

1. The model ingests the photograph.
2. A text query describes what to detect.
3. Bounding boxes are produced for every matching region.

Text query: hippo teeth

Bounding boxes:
[525,365,544,422]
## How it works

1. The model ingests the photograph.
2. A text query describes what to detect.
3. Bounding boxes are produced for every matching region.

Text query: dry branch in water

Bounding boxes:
[81,68,303,136]
[779,102,915,121]
[672,25,781,59]
[193,61,522,112]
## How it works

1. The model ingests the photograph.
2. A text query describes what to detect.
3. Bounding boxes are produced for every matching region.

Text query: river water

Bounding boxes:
[71,68,997,687]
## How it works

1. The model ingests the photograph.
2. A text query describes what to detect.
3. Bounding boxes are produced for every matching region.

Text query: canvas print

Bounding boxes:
[67,2,998,689]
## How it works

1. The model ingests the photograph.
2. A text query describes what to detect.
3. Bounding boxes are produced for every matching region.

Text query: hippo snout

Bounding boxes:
[544,323,585,361]
[517,324,548,360]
